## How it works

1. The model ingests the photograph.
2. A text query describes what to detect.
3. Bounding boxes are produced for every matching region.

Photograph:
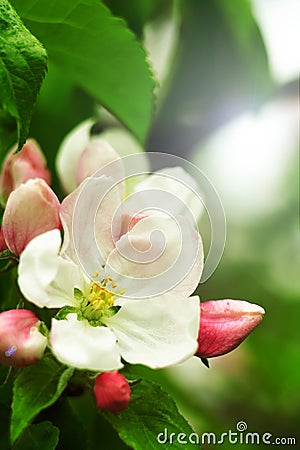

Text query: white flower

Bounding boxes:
[18,176,203,371]
[56,119,203,223]
[56,119,146,193]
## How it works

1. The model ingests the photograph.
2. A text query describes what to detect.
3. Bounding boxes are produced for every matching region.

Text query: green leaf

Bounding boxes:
[0,0,47,151]
[10,357,73,444]
[103,379,200,449]
[11,0,155,144]
[0,109,16,160]
[12,421,59,450]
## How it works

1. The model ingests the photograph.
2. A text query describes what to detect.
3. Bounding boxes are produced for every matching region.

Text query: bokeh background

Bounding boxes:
[1,0,299,448]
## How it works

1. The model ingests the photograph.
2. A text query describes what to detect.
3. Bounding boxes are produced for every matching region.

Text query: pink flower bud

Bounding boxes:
[2,179,61,256]
[0,226,8,253]
[0,309,47,367]
[94,371,131,413]
[0,139,51,202]
[196,299,265,359]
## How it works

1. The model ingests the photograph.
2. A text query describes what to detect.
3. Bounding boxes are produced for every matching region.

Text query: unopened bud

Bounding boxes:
[0,139,50,202]
[0,309,47,367]
[196,299,265,358]
[94,371,131,413]
[2,178,61,255]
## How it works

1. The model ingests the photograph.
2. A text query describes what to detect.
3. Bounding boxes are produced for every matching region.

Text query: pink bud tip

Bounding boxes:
[94,371,131,413]
[196,299,265,359]
[0,309,47,367]
[0,139,51,202]
[2,178,61,255]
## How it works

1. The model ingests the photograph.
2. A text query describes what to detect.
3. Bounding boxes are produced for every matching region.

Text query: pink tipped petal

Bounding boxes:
[76,138,121,184]
[0,309,47,367]
[61,176,122,275]
[56,119,94,193]
[106,213,203,298]
[94,371,131,413]
[0,139,50,201]
[2,179,61,255]
[196,299,265,358]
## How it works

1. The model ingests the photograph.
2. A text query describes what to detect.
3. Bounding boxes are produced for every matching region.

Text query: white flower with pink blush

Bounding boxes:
[17,175,204,372]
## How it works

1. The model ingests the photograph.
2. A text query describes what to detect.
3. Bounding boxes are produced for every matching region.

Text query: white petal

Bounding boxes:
[105,295,200,369]
[61,176,122,278]
[56,119,94,193]
[106,213,203,298]
[18,229,83,308]
[134,167,203,222]
[50,314,123,371]
[76,138,126,198]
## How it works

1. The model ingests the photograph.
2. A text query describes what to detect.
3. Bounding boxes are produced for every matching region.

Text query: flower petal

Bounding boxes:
[105,295,200,368]
[56,119,94,193]
[134,167,203,222]
[106,213,203,298]
[60,176,122,276]
[50,314,123,371]
[18,229,83,308]
[76,138,124,200]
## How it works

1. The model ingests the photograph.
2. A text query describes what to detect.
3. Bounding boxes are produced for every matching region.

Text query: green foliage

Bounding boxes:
[10,357,73,444]
[152,0,271,154]
[13,421,59,450]
[0,0,47,152]
[103,378,199,449]
[10,0,155,145]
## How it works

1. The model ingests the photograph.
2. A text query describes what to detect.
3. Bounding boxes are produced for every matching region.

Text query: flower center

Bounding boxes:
[72,277,124,326]
[86,281,115,312]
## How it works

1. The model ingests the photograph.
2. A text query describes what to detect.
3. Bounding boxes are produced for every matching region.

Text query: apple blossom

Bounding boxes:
[56,119,145,193]
[94,371,131,413]
[17,174,203,371]
[18,228,200,372]
[56,120,203,222]
[196,299,265,359]
[2,178,61,256]
[0,309,47,367]
[0,139,51,202]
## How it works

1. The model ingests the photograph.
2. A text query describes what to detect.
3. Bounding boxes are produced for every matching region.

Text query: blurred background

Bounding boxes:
[3,0,299,448]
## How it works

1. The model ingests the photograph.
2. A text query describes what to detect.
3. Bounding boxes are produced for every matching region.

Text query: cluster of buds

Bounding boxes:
[0,125,265,416]
[0,140,60,368]
[0,140,61,256]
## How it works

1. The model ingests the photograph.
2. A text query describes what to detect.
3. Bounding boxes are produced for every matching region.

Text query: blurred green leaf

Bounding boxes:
[150,0,272,154]
[12,421,59,450]
[0,0,47,151]
[103,0,170,36]
[103,378,199,449]
[0,110,16,160]
[11,0,155,145]
[10,357,73,444]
